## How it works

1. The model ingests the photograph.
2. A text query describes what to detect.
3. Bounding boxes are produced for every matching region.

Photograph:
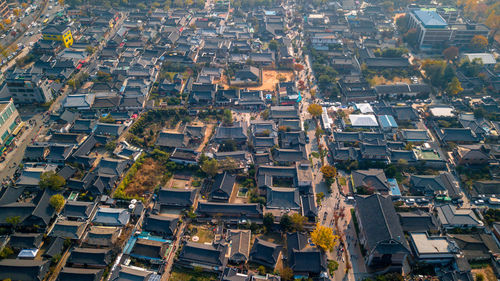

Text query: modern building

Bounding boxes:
[5,73,54,104]
[42,24,74,48]
[0,99,20,146]
[409,232,459,264]
[407,8,489,50]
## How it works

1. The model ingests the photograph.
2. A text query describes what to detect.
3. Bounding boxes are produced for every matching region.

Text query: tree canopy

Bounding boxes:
[311,224,339,251]
[320,165,337,179]
[446,77,463,96]
[49,194,65,211]
[470,35,488,51]
[201,158,219,177]
[307,104,323,118]
[39,171,66,191]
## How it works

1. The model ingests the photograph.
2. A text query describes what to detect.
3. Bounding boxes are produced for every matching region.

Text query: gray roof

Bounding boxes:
[155,131,186,148]
[179,241,227,268]
[249,238,282,268]
[351,169,389,193]
[228,230,251,262]
[266,187,300,210]
[0,259,49,281]
[400,129,429,141]
[435,205,482,228]
[157,188,196,207]
[215,121,248,141]
[355,194,409,253]
[92,207,130,226]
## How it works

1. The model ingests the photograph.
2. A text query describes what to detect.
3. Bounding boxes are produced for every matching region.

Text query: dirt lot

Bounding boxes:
[167,177,191,189]
[122,158,166,198]
[190,225,215,244]
[196,123,214,153]
[472,265,496,281]
[245,70,294,91]
[369,75,412,86]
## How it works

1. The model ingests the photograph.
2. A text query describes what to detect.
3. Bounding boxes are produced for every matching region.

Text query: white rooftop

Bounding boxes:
[355,103,373,114]
[463,53,496,65]
[429,107,454,117]
[18,249,39,258]
[410,232,457,255]
[349,114,379,127]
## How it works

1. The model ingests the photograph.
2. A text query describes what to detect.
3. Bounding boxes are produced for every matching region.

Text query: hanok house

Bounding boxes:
[0,259,50,281]
[142,214,179,238]
[351,169,390,194]
[249,238,282,269]
[130,238,168,262]
[227,229,251,264]
[177,241,228,272]
[355,194,410,271]
[452,144,492,166]
[196,202,263,223]
[57,267,104,281]
[83,226,120,247]
[286,232,327,278]
[153,188,196,213]
[210,172,236,202]
[66,247,112,269]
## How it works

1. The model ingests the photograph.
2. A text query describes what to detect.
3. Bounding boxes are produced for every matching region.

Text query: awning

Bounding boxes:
[5,136,14,146]
[11,121,25,136]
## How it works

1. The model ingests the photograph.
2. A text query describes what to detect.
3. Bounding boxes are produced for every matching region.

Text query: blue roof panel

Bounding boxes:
[413,10,447,28]
[378,115,398,128]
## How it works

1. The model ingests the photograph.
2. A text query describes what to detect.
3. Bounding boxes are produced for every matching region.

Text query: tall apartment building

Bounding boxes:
[0,0,9,20]
[407,8,489,51]
[5,72,54,104]
[0,99,20,145]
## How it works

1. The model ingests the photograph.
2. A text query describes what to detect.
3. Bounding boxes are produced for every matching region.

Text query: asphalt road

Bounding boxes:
[0,0,62,72]
[0,112,44,182]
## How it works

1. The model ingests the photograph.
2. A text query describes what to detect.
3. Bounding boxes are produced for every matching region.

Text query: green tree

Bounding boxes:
[290,213,307,231]
[268,40,279,51]
[5,216,20,228]
[257,265,266,275]
[280,267,294,281]
[476,274,485,281]
[0,246,13,259]
[320,165,337,179]
[280,213,292,232]
[99,114,115,123]
[470,35,488,51]
[105,140,117,152]
[307,104,323,118]
[222,109,233,125]
[201,158,219,177]
[403,28,419,47]
[49,194,65,211]
[311,224,339,251]
[442,46,459,61]
[446,77,463,96]
[39,171,66,191]
[263,213,274,231]
[328,260,339,275]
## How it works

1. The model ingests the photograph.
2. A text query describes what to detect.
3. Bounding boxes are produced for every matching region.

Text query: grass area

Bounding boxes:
[472,265,496,281]
[169,267,218,281]
[258,232,283,245]
[114,157,168,200]
[338,177,347,186]
[368,75,411,86]
[190,226,215,244]
[237,187,248,197]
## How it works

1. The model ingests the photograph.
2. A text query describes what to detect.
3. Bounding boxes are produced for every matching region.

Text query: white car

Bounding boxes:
[474,200,485,205]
